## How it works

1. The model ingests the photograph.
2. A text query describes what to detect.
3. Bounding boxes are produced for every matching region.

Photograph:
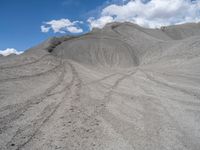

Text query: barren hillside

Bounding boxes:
[0,22,200,150]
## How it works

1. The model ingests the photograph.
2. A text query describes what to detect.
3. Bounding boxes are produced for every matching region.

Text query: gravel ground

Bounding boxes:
[0,22,200,150]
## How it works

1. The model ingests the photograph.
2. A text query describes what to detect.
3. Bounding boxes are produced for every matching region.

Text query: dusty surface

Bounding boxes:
[0,22,200,150]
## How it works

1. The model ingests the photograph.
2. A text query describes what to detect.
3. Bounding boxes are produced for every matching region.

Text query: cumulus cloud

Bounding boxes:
[0,48,23,56]
[88,0,200,29]
[87,16,114,29]
[41,25,50,33]
[41,18,83,34]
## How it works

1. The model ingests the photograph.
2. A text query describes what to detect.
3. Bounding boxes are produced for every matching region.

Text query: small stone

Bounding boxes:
[86,129,90,132]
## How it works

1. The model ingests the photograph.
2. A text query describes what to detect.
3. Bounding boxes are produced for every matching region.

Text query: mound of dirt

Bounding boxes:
[1,22,200,150]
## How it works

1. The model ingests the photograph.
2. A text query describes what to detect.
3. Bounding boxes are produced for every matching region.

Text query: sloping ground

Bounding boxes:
[0,22,200,150]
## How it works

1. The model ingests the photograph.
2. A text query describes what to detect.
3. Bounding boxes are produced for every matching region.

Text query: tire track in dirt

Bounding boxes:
[95,69,138,149]
[83,73,120,86]
[98,69,181,150]
[134,70,200,149]
[141,70,200,100]
[0,60,65,134]
[3,61,75,150]
[0,54,51,70]
[101,69,138,106]
[82,69,138,121]
[70,69,138,149]
[15,61,79,150]
[0,61,64,113]
[56,61,106,149]
[0,61,62,83]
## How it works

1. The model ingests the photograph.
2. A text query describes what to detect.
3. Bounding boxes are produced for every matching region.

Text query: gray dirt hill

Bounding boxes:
[1,22,200,150]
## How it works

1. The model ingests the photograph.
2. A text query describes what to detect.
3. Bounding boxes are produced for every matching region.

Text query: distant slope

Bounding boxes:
[160,22,200,40]
[48,22,200,67]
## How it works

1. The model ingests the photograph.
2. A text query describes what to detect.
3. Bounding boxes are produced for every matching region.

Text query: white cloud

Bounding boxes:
[41,18,83,34]
[41,25,50,33]
[87,16,114,29]
[67,26,83,33]
[0,48,23,56]
[88,0,200,29]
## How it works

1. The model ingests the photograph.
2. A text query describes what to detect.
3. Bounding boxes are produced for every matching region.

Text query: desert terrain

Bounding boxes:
[0,22,200,150]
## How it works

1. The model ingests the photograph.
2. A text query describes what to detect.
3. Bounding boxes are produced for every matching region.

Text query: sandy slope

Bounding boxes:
[0,22,200,150]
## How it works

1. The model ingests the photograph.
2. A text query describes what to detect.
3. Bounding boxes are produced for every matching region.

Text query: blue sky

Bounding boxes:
[0,0,107,51]
[1,0,200,55]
